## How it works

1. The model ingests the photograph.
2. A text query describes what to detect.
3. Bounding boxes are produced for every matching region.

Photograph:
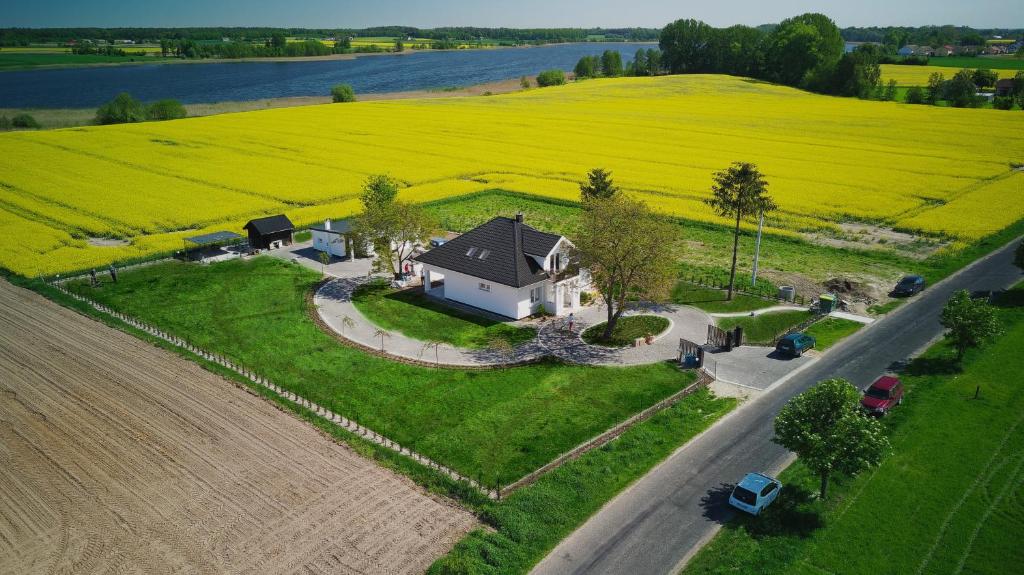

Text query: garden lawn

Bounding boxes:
[352,280,536,349]
[66,256,699,484]
[717,310,813,345]
[432,387,735,575]
[803,316,863,350]
[684,284,1024,575]
[582,315,670,347]
[671,281,776,313]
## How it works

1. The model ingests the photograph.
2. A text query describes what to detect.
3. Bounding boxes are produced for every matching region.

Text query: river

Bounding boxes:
[0,42,655,109]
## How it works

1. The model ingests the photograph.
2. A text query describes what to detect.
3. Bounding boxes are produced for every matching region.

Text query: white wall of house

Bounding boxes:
[422,264,545,319]
[312,230,346,257]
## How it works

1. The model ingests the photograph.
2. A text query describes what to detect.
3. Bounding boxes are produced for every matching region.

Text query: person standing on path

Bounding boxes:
[567,312,575,333]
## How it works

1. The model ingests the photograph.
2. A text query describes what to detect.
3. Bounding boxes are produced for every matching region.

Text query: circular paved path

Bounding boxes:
[314,278,713,367]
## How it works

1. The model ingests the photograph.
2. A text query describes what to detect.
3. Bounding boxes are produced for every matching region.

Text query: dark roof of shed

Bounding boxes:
[184,231,243,246]
[413,216,563,288]
[244,214,294,235]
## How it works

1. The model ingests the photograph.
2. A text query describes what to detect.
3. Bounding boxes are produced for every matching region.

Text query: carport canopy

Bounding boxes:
[184,231,244,247]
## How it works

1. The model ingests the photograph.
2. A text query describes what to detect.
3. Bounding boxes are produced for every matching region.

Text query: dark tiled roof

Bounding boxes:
[244,214,294,236]
[309,219,354,235]
[414,217,562,288]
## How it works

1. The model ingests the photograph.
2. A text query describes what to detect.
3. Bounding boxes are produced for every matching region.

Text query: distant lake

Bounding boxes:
[0,43,655,109]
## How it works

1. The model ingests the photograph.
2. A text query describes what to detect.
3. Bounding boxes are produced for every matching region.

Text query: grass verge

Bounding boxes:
[581,315,670,347]
[64,256,702,483]
[352,279,536,349]
[432,387,736,574]
[683,283,1024,575]
[803,317,864,350]
[717,310,813,345]
[671,282,775,313]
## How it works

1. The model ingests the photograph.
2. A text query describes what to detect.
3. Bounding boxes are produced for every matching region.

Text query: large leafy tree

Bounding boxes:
[355,175,437,278]
[95,92,147,125]
[774,378,890,499]
[576,194,676,341]
[579,168,620,202]
[601,50,623,77]
[659,19,715,73]
[765,13,843,90]
[704,162,776,300]
[940,289,1003,362]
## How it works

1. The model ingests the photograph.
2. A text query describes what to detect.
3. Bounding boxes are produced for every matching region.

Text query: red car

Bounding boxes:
[861,376,904,415]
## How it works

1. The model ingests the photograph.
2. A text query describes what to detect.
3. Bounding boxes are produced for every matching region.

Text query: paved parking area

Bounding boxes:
[265,240,374,278]
[704,345,816,391]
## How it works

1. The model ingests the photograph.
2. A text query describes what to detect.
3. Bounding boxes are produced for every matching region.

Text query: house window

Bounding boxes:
[479,283,490,292]
[530,286,542,303]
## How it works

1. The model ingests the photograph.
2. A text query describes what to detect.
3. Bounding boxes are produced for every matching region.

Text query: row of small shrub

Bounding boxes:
[0,114,40,130]
[95,93,187,124]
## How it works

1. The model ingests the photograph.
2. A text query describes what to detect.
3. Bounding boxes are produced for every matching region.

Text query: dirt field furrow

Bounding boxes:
[0,279,476,574]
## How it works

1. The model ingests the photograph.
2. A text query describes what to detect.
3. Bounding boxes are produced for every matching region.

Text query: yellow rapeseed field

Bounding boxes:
[1,74,1023,276]
[881,64,1018,86]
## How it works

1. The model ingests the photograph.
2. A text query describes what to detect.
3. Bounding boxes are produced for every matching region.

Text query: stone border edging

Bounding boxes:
[49,280,501,500]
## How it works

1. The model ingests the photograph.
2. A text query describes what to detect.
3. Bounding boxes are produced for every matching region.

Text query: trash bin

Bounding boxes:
[779,286,796,302]
[819,294,836,313]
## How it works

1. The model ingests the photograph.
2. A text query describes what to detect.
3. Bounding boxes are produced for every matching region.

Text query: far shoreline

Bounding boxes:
[0,40,658,73]
[0,76,549,130]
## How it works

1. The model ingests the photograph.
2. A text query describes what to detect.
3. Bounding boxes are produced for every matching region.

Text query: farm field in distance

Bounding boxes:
[1,74,1023,278]
[880,63,1019,86]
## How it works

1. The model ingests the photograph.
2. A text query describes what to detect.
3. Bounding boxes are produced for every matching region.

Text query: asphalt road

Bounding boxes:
[531,236,1024,575]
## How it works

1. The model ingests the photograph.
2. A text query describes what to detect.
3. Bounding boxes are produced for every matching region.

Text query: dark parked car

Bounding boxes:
[861,375,904,415]
[893,275,925,296]
[775,333,816,357]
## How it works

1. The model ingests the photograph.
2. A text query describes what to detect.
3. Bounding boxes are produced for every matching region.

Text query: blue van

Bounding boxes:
[775,333,815,357]
[729,472,783,515]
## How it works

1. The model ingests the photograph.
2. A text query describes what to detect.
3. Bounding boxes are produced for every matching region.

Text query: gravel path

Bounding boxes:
[315,278,713,367]
[0,279,476,574]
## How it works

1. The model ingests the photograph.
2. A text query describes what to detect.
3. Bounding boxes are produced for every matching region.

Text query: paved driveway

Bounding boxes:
[704,346,815,391]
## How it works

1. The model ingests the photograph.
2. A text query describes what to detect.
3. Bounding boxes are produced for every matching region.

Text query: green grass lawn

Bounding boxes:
[717,310,813,345]
[671,281,777,313]
[868,299,905,315]
[928,56,1024,70]
[67,256,702,484]
[352,280,536,349]
[581,315,670,347]
[684,284,1024,575]
[292,230,312,243]
[803,316,864,350]
[0,53,174,69]
[424,191,1024,297]
[433,387,735,574]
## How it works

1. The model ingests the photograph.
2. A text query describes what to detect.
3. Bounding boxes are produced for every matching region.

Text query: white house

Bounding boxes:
[310,218,380,259]
[414,214,589,319]
[310,219,349,257]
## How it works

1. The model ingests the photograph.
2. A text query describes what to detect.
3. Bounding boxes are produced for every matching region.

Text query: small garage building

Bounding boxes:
[244,215,294,250]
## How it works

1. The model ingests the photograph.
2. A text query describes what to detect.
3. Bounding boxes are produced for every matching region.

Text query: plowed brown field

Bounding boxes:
[0,279,476,574]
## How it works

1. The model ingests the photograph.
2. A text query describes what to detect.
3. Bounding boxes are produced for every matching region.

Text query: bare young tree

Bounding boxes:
[339,315,356,336]
[372,328,391,352]
[704,162,776,300]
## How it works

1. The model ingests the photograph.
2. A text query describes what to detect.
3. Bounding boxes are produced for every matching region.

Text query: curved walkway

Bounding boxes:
[314,278,713,367]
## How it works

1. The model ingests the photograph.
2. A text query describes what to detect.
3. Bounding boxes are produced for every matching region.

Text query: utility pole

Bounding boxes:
[751,209,764,287]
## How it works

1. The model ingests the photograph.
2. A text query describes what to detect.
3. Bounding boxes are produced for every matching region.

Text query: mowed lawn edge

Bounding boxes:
[682,284,1024,575]
[65,256,705,485]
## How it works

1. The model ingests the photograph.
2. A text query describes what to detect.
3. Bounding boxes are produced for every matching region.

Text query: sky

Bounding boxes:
[3,0,1022,29]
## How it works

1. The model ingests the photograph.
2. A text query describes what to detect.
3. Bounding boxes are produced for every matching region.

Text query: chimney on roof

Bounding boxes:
[325,219,331,230]
[515,212,524,223]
